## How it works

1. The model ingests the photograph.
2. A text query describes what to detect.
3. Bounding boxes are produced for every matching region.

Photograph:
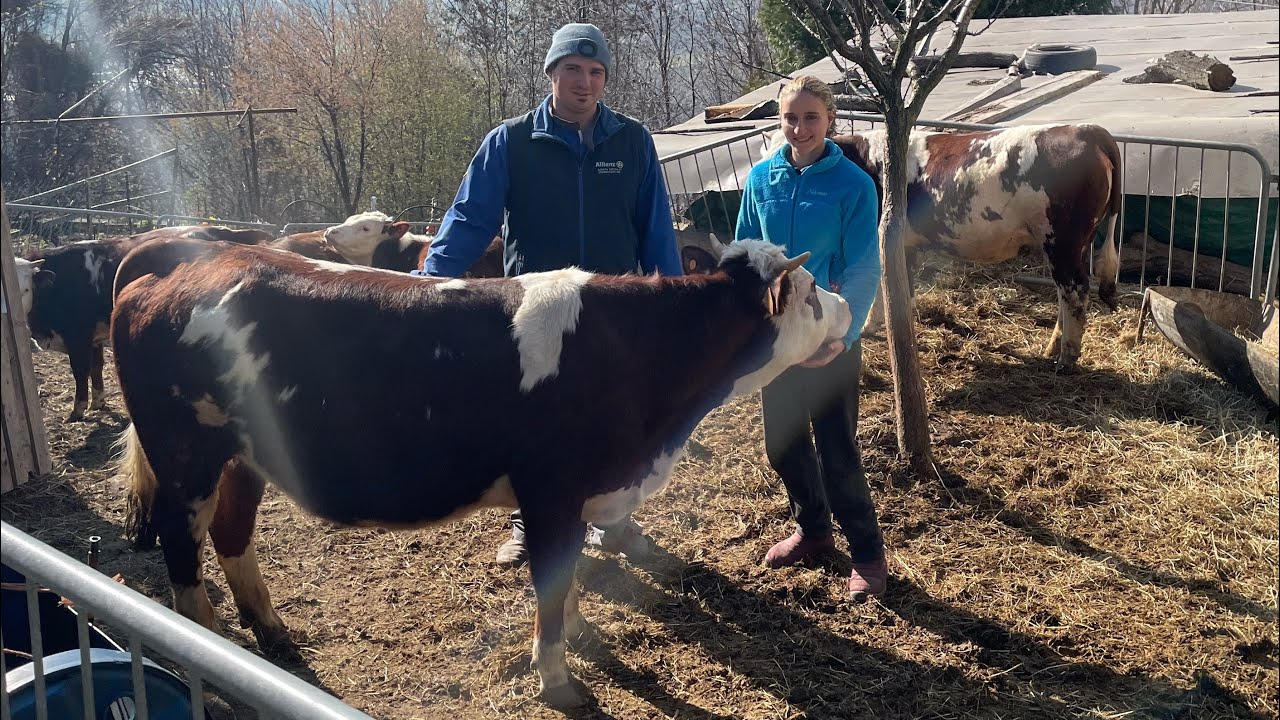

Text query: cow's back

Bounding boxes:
[269,232,350,263]
[112,239,525,523]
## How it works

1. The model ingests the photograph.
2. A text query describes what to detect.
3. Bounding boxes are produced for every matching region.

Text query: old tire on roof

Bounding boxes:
[1023,44,1097,75]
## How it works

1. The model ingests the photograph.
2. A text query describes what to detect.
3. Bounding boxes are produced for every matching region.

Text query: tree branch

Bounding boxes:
[906,0,984,121]
[796,0,889,93]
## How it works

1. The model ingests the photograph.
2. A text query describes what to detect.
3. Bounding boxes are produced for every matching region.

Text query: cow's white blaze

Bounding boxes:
[82,249,108,295]
[178,283,271,393]
[436,278,467,291]
[277,385,298,403]
[511,268,593,392]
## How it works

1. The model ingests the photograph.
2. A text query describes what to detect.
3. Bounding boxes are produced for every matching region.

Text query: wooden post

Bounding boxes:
[0,188,52,493]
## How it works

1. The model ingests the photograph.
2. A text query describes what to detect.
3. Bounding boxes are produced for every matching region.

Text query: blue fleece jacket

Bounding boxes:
[736,138,881,348]
[420,97,681,277]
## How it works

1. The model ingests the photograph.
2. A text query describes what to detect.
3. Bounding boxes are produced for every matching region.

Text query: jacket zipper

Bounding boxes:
[532,127,598,267]
[788,164,803,258]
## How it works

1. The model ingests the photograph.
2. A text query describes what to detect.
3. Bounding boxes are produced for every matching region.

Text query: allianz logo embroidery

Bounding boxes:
[595,160,624,175]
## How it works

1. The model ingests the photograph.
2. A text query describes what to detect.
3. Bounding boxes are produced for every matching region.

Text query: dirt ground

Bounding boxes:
[3,261,1277,720]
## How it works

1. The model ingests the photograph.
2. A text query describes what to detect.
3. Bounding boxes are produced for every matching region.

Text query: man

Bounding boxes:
[418,22,683,566]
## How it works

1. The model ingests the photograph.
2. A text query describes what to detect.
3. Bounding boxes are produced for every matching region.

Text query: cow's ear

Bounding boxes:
[681,246,718,275]
[387,221,411,239]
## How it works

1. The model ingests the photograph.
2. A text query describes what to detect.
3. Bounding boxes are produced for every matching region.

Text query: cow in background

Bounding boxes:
[840,125,1121,370]
[321,210,505,277]
[111,237,850,708]
[766,124,1122,370]
[23,225,266,420]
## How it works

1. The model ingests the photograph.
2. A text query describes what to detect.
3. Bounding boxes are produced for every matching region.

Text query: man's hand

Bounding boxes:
[799,340,844,368]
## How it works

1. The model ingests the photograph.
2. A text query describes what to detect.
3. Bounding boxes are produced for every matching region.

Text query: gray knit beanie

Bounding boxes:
[543,23,613,79]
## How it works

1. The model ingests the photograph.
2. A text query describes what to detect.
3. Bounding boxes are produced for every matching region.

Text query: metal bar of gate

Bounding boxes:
[5,203,157,221]
[1,523,374,720]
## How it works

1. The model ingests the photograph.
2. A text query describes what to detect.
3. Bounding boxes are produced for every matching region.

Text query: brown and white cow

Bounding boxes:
[23,225,267,420]
[111,237,850,708]
[319,210,505,277]
[801,124,1121,370]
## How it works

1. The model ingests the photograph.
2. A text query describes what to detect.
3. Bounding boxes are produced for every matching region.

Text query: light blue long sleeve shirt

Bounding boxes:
[736,138,881,348]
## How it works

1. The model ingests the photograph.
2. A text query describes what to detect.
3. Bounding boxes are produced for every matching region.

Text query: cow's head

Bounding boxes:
[20,257,60,348]
[719,240,851,395]
[323,211,412,265]
[13,258,47,316]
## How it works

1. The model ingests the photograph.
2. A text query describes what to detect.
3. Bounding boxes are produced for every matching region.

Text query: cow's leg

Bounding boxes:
[65,342,93,421]
[522,504,588,708]
[208,459,287,648]
[1047,264,1090,372]
[863,284,887,336]
[89,344,107,410]
[153,482,222,631]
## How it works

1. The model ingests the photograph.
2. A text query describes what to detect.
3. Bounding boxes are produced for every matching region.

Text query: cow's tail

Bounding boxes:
[116,423,158,550]
[1094,125,1123,311]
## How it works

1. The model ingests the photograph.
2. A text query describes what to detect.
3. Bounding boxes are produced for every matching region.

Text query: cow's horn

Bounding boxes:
[783,252,810,273]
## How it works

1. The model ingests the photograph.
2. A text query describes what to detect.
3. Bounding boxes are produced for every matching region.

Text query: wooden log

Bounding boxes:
[911,51,1019,72]
[833,94,882,112]
[1122,50,1235,92]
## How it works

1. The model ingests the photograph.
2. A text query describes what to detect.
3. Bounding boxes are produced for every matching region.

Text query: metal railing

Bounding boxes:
[658,113,1278,305]
[1,522,374,720]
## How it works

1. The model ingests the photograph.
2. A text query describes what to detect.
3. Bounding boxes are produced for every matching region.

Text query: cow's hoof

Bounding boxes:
[66,409,86,422]
[539,680,588,709]
[252,620,292,651]
[1053,361,1077,374]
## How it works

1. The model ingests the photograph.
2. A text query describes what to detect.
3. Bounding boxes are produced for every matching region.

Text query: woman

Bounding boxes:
[735,76,886,599]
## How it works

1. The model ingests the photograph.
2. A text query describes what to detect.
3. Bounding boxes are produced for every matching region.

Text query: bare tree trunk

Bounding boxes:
[880,107,935,476]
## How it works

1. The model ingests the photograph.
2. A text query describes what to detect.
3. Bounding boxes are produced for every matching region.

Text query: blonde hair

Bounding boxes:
[778,76,837,138]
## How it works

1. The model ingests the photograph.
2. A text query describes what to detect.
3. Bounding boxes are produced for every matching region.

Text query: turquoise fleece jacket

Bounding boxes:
[735,138,881,348]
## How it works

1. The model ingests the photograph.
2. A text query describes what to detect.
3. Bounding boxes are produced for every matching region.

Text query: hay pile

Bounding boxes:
[3,259,1276,720]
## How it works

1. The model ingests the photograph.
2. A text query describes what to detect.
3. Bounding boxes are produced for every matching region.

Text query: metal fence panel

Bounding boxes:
[1,522,374,720]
